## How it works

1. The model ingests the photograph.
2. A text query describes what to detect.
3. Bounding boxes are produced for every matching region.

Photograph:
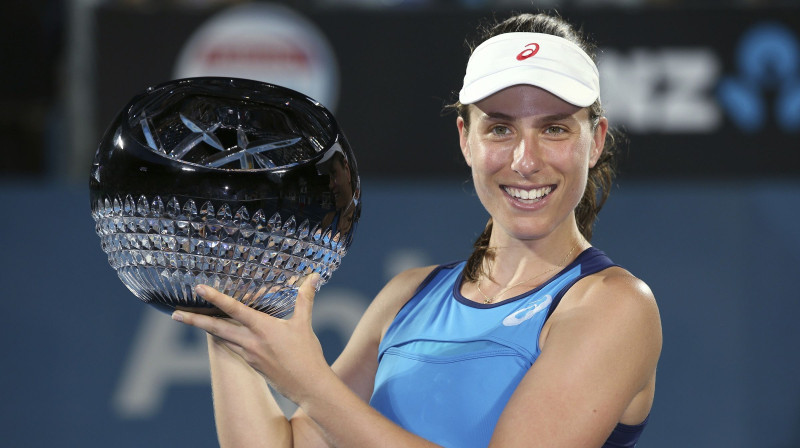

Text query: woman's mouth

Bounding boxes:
[502,185,553,204]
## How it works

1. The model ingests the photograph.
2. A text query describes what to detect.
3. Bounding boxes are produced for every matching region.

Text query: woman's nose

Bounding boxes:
[510,137,540,177]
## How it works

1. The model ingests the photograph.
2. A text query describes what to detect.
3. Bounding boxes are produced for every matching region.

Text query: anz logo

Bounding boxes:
[718,22,800,133]
[598,21,799,134]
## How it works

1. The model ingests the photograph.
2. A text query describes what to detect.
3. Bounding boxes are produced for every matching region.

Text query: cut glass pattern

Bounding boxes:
[91,194,345,318]
[131,95,320,171]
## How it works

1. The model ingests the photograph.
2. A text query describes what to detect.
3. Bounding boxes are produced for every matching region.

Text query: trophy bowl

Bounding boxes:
[89,77,360,318]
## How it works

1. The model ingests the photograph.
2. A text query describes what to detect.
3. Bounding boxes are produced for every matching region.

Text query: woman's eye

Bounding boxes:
[490,125,511,136]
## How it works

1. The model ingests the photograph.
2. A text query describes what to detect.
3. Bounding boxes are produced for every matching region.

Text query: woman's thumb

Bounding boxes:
[294,273,322,321]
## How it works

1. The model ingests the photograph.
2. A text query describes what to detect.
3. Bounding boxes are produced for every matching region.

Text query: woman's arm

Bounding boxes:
[207,332,292,447]
[173,267,441,448]
[489,268,662,448]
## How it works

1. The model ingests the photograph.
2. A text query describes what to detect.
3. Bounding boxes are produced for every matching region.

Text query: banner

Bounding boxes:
[92,4,800,179]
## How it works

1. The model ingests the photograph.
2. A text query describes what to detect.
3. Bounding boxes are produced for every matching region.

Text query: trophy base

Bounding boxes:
[147,301,227,317]
[141,293,295,319]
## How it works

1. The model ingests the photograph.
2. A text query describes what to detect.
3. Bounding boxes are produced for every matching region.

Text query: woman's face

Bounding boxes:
[458,85,607,243]
[328,157,353,210]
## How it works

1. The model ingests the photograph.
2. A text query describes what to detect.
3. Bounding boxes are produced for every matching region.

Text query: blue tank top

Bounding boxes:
[369,248,648,447]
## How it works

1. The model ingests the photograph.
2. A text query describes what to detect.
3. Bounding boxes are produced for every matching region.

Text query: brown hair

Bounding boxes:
[452,12,620,283]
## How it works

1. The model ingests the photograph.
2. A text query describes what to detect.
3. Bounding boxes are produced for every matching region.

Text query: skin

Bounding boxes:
[172,84,662,448]
[458,85,602,299]
[328,157,352,211]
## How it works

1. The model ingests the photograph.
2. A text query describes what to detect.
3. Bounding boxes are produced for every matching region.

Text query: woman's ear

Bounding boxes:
[589,116,608,168]
[457,116,472,167]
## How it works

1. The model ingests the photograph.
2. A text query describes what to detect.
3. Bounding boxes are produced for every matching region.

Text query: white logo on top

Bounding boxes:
[502,295,553,327]
[174,3,340,110]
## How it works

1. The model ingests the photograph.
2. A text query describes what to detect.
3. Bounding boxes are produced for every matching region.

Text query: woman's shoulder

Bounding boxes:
[380,261,468,308]
[556,265,660,334]
[542,265,662,383]
[586,264,652,293]
[591,266,656,305]
[364,264,440,339]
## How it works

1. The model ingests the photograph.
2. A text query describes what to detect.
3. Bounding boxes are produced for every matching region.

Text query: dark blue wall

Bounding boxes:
[1,178,799,447]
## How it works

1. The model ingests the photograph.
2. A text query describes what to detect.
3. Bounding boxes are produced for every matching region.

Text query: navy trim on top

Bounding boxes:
[544,248,618,321]
[410,260,463,297]
[383,261,464,342]
[403,248,617,316]
[603,414,650,447]
[450,247,612,310]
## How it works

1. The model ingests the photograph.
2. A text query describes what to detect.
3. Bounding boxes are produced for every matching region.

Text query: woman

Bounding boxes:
[172,12,662,448]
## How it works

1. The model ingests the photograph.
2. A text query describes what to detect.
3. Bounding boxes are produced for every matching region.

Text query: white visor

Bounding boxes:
[459,32,600,107]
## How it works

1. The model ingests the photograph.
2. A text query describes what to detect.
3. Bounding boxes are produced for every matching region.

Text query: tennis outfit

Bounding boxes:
[369,248,648,447]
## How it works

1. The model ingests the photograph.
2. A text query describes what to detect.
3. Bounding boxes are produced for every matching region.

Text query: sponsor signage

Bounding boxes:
[173,3,339,110]
[93,6,800,178]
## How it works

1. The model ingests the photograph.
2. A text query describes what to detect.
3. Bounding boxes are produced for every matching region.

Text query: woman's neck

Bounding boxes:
[482,224,587,289]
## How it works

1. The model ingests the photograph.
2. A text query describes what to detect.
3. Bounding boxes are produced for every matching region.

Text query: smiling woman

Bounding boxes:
[172,11,661,448]
[457,85,605,248]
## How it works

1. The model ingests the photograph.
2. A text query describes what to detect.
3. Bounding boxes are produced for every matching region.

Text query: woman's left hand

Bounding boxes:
[171,274,329,404]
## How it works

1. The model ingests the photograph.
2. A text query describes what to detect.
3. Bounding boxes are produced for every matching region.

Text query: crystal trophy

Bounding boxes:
[90,78,360,318]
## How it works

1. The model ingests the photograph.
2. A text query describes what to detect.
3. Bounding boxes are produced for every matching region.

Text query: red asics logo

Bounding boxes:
[516,43,540,61]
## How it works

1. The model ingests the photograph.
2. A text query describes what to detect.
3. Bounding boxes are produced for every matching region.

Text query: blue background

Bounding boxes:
[2,178,799,447]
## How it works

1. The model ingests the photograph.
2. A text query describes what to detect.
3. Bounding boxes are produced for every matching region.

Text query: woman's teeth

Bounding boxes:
[504,186,553,202]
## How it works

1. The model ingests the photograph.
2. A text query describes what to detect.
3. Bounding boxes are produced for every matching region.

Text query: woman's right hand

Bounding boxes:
[172,274,331,405]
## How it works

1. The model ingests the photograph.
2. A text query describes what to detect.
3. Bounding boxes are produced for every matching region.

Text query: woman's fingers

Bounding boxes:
[170,285,257,339]
[173,274,321,339]
[194,284,259,327]
[172,306,237,340]
[292,273,322,324]
[171,275,328,398]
